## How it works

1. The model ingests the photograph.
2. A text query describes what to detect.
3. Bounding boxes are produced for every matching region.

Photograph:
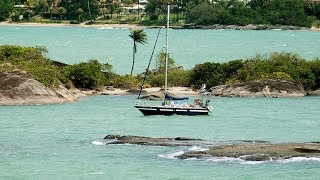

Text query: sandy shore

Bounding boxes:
[83,86,200,96]
[0,21,148,29]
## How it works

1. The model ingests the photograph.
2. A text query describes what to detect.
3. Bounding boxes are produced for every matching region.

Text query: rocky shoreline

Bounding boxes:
[209,79,306,98]
[180,24,311,31]
[104,135,320,161]
[1,71,319,106]
[1,22,318,31]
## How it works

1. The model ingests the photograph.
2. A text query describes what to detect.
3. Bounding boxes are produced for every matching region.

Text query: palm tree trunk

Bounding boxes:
[130,42,136,75]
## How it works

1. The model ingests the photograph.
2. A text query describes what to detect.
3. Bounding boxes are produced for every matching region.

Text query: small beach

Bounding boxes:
[0,21,147,29]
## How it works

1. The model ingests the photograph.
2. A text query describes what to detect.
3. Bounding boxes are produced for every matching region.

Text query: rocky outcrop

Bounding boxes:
[210,79,306,97]
[104,134,205,147]
[177,143,320,161]
[104,134,320,161]
[307,89,320,96]
[0,72,85,105]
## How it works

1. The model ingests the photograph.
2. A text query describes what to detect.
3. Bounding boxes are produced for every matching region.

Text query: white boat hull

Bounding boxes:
[134,105,209,116]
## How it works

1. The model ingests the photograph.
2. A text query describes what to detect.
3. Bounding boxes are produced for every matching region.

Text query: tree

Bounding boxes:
[59,0,100,21]
[76,8,84,21]
[0,0,14,21]
[186,1,221,25]
[129,29,147,75]
[155,51,175,73]
[28,0,49,14]
[58,7,67,20]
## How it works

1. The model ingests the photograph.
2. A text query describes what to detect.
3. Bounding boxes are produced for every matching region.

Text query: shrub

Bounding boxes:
[109,74,140,89]
[65,59,106,89]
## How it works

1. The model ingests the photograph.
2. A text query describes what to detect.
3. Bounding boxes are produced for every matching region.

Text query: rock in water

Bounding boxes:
[104,134,205,147]
[178,143,320,161]
[240,154,272,161]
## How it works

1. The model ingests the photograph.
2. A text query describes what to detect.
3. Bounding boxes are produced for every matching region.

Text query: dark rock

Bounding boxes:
[175,137,203,141]
[240,154,272,161]
[104,134,205,147]
[295,147,320,153]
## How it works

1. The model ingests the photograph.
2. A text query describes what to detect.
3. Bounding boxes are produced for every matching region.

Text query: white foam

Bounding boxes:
[279,157,320,163]
[91,140,104,146]
[158,151,184,159]
[240,160,267,165]
[207,157,243,163]
[207,157,270,164]
[206,156,320,164]
[188,146,209,152]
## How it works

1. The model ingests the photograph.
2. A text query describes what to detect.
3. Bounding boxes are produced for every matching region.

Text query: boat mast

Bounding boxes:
[164,4,170,97]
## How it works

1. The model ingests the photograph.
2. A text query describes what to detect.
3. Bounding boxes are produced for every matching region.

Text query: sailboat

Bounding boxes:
[134,5,213,116]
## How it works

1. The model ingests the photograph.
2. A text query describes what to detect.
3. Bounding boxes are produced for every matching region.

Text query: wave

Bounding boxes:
[91,140,104,145]
[280,157,320,163]
[207,156,320,164]
[158,151,184,159]
[188,146,209,152]
[159,151,320,164]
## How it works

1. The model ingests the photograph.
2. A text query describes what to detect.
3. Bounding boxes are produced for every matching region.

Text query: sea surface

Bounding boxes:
[1,25,320,74]
[0,25,320,179]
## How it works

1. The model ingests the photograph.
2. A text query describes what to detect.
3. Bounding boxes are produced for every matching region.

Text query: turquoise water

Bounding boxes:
[1,95,320,179]
[1,25,320,179]
[1,25,320,74]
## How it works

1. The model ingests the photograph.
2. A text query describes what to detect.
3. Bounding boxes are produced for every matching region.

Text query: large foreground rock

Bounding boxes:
[210,79,306,97]
[178,143,320,161]
[0,72,85,105]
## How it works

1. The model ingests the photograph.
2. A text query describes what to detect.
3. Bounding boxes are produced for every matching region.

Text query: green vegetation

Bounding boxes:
[1,45,320,92]
[0,45,67,87]
[2,0,320,28]
[0,0,14,21]
[65,59,106,89]
[0,45,112,89]
[190,53,320,91]
[186,0,313,27]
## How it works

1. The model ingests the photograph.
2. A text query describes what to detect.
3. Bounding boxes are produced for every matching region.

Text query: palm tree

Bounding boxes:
[129,29,147,75]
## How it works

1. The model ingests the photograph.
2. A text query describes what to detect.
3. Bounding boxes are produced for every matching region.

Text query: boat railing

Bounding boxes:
[135,100,163,107]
